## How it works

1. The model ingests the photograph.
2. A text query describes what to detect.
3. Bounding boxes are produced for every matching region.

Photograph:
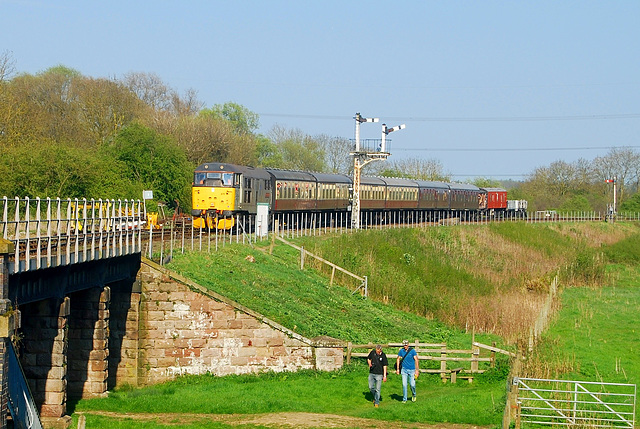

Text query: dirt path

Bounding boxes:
[78,411,491,429]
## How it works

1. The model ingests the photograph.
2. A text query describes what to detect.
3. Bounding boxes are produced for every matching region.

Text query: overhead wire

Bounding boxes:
[258,112,640,122]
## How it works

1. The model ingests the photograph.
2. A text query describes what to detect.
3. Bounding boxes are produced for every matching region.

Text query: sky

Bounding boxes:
[2,1,640,180]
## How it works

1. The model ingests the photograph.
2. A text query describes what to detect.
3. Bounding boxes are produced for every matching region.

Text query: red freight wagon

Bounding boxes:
[483,188,508,210]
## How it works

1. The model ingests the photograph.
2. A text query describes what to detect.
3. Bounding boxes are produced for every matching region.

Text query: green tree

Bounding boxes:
[376,167,404,177]
[619,192,640,212]
[267,125,326,171]
[104,123,193,209]
[255,134,282,167]
[471,178,501,188]
[559,195,592,212]
[199,102,259,135]
[0,140,125,198]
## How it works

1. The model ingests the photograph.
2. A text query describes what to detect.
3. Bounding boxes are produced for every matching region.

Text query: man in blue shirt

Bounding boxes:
[395,340,419,403]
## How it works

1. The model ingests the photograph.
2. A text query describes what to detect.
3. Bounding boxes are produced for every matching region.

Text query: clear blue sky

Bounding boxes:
[2,1,639,180]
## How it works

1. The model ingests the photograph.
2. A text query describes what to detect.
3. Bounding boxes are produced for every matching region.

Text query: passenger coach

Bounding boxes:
[191,162,512,229]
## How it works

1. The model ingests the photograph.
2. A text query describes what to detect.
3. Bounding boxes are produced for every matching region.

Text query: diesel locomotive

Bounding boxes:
[192,162,517,229]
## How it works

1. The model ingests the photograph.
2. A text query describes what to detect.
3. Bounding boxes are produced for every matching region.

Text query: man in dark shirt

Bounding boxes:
[367,344,388,408]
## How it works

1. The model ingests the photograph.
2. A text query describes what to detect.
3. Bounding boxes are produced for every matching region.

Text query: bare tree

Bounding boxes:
[121,71,172,111]
[365,157,449,180]
[0,50,16,83]
[74,77,145,145]
[592,148,640,201]
[314,133,352,175]
[171,88,203,117]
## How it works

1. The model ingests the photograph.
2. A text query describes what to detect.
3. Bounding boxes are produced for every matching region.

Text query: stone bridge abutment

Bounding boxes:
[0,245,344,428]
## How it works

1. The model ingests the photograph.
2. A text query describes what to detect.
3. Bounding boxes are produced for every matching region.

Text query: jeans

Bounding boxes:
[368,373,383,405]
[401,368,416,401]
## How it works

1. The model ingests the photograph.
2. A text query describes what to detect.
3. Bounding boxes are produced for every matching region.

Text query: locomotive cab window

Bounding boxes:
[194,172,235,187]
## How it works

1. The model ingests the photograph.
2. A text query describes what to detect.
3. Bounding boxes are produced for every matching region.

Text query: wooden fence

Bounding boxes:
[271,233,368,296]
[346,340,515,383]
[528,274,558,351]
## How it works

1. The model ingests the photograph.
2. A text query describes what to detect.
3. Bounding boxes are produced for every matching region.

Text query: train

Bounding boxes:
[191,162,526,229]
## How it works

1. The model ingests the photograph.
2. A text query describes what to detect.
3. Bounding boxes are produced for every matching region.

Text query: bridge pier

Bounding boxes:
[108,279,140,389]
[21,297,71,427]
[68,287,110,399]
[18,285,116,428]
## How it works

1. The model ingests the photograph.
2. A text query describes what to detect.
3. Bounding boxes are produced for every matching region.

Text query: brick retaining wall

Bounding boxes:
[129,259,344,385]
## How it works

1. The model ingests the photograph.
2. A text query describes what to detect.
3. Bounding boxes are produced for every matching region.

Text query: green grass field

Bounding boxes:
[72,362,508,428]
[69,223,640,428]
[524,264,640,386]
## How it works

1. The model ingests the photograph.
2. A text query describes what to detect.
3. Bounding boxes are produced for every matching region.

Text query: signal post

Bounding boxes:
[606,176,617,223]
[350,113,405,229]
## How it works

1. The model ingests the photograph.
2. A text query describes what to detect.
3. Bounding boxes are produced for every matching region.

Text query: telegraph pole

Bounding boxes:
[350,113,405,229]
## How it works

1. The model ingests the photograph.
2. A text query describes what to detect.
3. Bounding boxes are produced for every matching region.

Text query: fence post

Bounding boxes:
[471,344,480,374]
[269,220,278,255]
[364,276,368,298]
[346,342,352,365]
[491,341,496,368]
[502,350,522,429]
[440,344,447,383]
[300,246,305,270]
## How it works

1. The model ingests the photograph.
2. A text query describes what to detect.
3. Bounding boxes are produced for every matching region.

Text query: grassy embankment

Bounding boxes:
[522,231,640,383]
[70,221,640,428]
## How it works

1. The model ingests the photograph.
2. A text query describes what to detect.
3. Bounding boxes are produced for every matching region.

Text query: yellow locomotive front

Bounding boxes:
[192,166,238,229]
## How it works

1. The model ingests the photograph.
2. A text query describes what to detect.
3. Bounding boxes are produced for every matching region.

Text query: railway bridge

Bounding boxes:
[0,197,144,428]
[0,197,345,429]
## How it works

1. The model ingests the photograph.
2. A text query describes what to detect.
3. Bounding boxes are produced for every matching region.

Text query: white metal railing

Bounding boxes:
[1,197,144,273]
[515,377,636,428]
[146,209,640,266]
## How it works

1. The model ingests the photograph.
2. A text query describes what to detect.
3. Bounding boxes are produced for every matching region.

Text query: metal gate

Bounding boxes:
[515,377,636,428]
